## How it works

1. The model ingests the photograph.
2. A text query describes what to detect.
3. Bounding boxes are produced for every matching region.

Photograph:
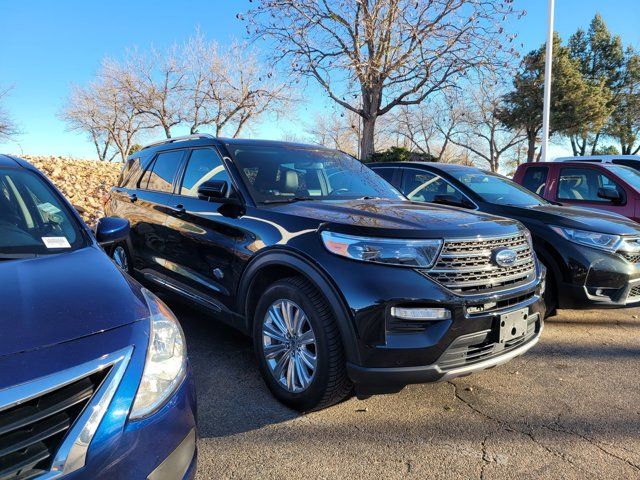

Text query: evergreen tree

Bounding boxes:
[568,14,624,154]
[607,48,640,154]
[499,34,610,162]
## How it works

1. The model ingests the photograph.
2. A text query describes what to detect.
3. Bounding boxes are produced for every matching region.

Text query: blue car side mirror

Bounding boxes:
[95,217,130,244]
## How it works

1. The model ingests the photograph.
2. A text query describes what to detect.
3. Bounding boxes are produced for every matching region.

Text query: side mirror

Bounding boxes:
[95,217,130,244]
[597,187,622,204]
[433,194,473,209]
[197,180,229,201]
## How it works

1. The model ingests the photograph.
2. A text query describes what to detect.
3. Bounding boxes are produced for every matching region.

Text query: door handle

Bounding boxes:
[170,204,186,215]
[128,193,138,203]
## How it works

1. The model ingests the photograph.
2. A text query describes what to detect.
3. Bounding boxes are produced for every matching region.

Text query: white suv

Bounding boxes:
[555,155,640,172]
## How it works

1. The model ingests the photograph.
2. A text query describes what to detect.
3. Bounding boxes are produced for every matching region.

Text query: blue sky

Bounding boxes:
[1,0,638,159]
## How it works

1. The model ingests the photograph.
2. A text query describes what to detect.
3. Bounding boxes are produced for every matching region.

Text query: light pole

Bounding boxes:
[540,0,555,162]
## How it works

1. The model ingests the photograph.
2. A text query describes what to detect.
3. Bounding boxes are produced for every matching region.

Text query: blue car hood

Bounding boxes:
[0,246,149,358]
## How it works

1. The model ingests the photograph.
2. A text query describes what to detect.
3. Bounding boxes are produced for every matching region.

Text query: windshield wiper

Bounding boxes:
[0,253,38,260]
[262,196,316,204]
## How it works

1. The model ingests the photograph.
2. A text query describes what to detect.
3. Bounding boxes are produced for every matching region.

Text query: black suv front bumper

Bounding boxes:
[320,253,546,395]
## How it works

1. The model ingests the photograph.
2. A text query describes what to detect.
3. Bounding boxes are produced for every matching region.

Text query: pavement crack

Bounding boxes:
[405,458,413,474]
[545,421,640,472]
[480,433,490,480]
[446,381,590,475]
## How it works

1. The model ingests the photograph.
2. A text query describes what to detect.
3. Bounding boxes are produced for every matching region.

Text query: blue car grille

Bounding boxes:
[0,370,107,480]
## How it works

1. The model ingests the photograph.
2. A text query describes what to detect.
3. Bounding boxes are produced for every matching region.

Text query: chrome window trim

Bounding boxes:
[0,346,134,479]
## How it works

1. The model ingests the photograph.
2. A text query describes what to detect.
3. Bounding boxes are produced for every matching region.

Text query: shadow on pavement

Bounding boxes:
[167,300,300,439]
[546,318,640,327]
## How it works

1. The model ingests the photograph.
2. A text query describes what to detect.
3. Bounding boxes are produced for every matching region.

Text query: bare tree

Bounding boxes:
[447,76,526,172]
[182,34,291,137]
[61,85,117,161]
[244,0,520,160]
[61,30,294,159]
[61,64,152,161]
[0,86,19,143]
[107,49,187,139]
[390,92,466,161]
[306,110,360,155]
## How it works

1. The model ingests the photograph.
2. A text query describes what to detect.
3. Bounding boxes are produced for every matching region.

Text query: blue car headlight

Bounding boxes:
[130,289,188,419]
[321,231,442,268]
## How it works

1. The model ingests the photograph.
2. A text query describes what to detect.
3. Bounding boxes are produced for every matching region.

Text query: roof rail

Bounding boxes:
[141,133,215,150]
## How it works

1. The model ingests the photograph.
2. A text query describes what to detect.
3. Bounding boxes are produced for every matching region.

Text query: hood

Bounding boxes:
[504,204,640,236]
[0,246,149,358]
[268,199,522,238]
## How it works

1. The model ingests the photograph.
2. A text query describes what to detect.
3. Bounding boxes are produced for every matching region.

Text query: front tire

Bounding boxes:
[253,277,352,411]
[542,261,558,318]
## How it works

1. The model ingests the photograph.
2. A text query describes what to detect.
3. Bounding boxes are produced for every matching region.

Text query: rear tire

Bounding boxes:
[253,276,352,411]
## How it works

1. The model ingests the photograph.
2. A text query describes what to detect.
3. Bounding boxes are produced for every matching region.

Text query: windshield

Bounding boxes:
[227,144,403,204]
[0,168,85,257]
[449,170,547,207]
[607,165,640,191]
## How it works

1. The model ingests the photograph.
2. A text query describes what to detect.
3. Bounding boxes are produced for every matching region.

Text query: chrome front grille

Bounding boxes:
[420,232,536,295]
[0,372,107,480]
[619,251,640,263]
[0,347,133,480]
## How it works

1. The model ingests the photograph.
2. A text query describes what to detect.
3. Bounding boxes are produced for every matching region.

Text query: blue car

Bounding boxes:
[0,154,197,479]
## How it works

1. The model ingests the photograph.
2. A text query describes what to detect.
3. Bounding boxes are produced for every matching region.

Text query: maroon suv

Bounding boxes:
[513,161,640,223]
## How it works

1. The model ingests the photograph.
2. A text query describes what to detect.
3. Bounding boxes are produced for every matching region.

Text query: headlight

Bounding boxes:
[130,289,187,419]
[550,226,621,251]
[320,231,442,267]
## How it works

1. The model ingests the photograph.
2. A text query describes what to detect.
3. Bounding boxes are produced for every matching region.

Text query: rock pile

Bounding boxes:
[20,155,122,226]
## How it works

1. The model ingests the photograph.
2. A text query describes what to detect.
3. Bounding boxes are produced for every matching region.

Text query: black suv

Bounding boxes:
[370,161,640,315]
[106,135,545,411]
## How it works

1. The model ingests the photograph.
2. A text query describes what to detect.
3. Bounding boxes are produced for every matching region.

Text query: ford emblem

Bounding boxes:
[493,248,517,267]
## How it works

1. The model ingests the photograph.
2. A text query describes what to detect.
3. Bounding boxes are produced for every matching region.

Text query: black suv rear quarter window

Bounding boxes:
[140,150,184,193]
[521,167,548,195]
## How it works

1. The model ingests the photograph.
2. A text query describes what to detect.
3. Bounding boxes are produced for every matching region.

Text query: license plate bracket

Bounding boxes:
[499,307,529,343]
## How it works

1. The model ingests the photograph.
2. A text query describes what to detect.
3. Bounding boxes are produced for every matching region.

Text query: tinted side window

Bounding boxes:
[141,150,184,193]
[180,148,231,197]
[521,167,548,195]
[374,167,397,186]
[401,169,465,203]
[124,158,143,189]
[119,157,143,188]
[558,167,623,202]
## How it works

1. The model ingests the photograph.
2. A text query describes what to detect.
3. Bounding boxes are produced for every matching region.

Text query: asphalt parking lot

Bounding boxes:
[171,300,640,479]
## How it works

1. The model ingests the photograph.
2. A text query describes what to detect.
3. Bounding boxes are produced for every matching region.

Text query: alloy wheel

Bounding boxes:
[262,299,317,393]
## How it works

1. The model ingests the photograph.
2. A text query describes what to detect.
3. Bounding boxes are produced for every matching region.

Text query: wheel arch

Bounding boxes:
[535,240,564,284]
[237,248,360,364]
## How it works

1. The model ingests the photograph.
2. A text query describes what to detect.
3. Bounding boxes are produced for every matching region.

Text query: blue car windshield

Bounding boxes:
[449,170,547,207]
[227,144,404,204]
[0,168,85,257]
